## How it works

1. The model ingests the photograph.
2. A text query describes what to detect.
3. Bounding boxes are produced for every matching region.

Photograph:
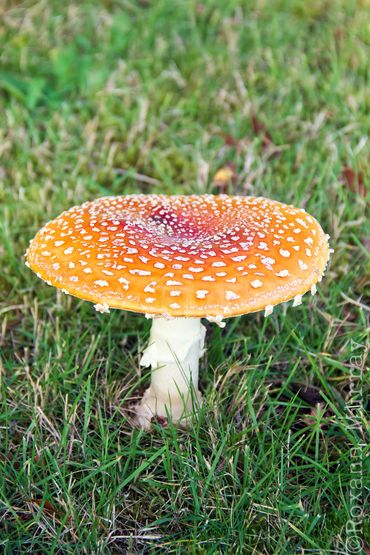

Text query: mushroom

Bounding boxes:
[26,194,330,428]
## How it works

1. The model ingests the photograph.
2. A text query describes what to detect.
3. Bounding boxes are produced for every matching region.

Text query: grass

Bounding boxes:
[0,0,369,552]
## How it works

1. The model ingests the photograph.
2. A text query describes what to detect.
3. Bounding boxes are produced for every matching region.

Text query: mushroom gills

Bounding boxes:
[136,317,206,428]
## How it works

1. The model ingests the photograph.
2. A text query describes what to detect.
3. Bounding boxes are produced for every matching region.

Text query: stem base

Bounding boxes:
[134,317,206,428]
[135,386,203,429]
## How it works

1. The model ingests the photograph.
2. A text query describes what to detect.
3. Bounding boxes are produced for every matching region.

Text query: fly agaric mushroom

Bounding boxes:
[26,195,330,428]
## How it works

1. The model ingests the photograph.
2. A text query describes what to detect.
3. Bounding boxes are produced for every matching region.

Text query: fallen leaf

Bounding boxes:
[289,383,324,404]
[303,402,326,426]
[341,166,366,197]
[334,28,345,42]
[0,452,20,470]
[14,511,33,523]
[268,381,334,434]
[251,115,273,148]
[334,28,345,54]
[218,132,239,147]
[34,452,47,466]
[213,163,237,192]
[30,498,61,518]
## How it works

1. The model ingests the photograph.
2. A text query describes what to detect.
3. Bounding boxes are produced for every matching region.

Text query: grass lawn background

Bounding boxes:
[0,0,369,552]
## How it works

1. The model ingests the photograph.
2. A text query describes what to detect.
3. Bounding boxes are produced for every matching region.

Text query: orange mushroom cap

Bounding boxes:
[26,195,330,317]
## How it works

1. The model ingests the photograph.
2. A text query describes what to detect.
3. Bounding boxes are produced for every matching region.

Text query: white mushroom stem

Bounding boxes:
[135,317,206,428]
